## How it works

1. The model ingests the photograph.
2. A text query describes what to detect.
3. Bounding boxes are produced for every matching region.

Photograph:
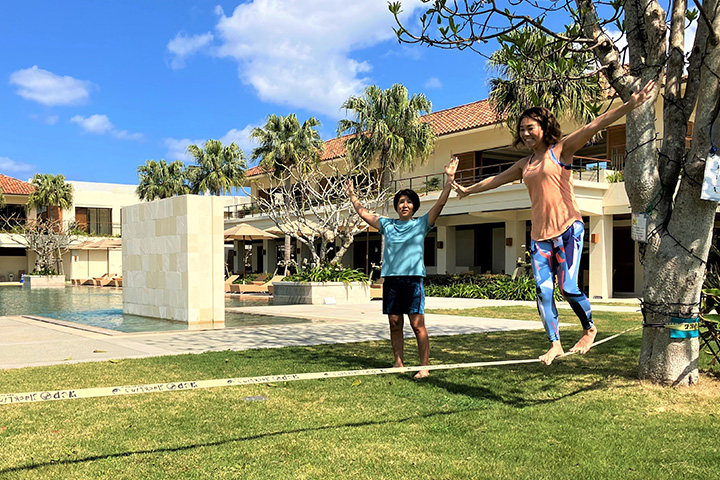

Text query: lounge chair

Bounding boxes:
[110,276,122,287]
[250,273,268,285]
[72,277,94,286]
[224,274,240,293]
[92,273,116,286]
[370,277,384,300]
[230,275,285,294]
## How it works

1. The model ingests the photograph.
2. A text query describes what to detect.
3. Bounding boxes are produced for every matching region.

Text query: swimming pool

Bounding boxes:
[0,286,307,333]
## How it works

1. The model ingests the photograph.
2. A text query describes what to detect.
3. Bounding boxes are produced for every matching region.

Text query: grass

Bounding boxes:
[0,307,718,479]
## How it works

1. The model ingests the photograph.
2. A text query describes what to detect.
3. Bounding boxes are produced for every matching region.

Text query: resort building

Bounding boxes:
[227,93,695,300]
[1,93,704,300]
[0,177,138,282]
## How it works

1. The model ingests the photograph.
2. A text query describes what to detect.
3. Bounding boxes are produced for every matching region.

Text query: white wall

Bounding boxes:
[122,195,225,326]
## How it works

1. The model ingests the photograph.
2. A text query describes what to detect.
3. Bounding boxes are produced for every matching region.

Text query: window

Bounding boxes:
[0,204,26,227]
[75,207,113,235]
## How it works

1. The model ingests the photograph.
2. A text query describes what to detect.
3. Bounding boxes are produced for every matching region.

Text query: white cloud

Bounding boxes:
[164,137,205,163]
[178,0,426,118]
[606,22,697,72]
[71,114,143,141]
[220,125,258,156]
[9,66,93,106]
[165,125,259,164]
[167,32,214,69]
[0,156,35,174]
[424,77,442,89]
[30,113,59,125]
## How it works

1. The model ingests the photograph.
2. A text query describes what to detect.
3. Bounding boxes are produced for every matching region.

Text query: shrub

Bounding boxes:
[285,263,369,284]
[424,273,562,301]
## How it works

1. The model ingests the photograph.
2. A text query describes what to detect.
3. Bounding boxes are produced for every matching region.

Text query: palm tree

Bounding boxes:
[337,84,436,216]
[26,173,74,222]
[25,173,74,275]
[186,140,247,196]
[250,113,324,273]
[136,159,189,201]
[488,26,604,132]
[0,186,5,208]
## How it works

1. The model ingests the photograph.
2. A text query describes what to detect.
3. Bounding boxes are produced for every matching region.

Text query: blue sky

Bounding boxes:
[1,1,503,186]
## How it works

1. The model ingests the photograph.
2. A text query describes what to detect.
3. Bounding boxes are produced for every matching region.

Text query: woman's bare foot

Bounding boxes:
[569,327,598,354]
[539,341,565,365]
[414,369,430,379]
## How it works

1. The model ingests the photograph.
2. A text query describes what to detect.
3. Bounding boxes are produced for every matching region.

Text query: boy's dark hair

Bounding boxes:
[393,189,420,214]
[512,106,563,148]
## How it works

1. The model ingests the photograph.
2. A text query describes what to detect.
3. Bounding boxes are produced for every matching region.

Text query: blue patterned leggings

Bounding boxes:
[530,221,593,342]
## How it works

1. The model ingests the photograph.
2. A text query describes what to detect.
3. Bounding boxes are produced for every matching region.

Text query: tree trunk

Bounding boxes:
[284,235,291,275]
[635,47,720,385]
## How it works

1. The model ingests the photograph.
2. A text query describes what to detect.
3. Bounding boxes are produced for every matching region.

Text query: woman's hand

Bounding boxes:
[452,181,469,199]
[627,80,656,110]
[445,156,459,182]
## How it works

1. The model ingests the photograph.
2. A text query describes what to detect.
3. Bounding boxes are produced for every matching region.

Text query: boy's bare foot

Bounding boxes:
[539,341,565,365]
[414,369,430,379]
[569,326,598,354]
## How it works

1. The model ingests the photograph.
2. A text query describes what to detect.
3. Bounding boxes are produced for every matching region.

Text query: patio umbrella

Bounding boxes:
[224,223,277,276]
[77,238,122,276]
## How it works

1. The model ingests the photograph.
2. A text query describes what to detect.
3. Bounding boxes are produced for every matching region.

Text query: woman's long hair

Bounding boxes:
[512,107,562,148]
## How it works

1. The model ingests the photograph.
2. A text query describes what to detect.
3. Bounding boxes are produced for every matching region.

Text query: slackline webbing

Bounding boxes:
[0,326,641,405]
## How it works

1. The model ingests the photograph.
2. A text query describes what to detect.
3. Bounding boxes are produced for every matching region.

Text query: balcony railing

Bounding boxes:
[224,202,264,220]
[392,155,616,193]
[225,155,617,220]
[0,218,121,237]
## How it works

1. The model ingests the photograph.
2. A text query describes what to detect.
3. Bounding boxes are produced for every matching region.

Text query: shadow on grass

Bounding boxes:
[0,382,601,477]
[304,329,640,407]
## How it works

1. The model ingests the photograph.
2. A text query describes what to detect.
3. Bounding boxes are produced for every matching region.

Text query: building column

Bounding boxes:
[504,220,526,275]
[233,239,240,273]
[263,239,274,273]
[588,215,613,299]
[436,225,456,274]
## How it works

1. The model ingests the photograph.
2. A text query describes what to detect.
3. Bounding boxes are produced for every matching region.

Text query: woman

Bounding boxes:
[453,81,655,365]
[346,157,458,378]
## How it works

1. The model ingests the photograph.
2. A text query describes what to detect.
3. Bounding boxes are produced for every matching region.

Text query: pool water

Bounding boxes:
[0,286,306,333]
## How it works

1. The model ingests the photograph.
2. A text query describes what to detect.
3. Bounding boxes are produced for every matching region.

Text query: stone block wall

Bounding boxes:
[122,195,225,325]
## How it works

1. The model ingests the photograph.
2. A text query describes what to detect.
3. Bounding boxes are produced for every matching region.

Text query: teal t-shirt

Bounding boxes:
[378,213,432,277]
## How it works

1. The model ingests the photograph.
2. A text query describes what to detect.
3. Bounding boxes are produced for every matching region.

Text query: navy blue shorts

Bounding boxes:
[382,276,425,315]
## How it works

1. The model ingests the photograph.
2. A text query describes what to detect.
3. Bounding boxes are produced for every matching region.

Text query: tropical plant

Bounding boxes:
[285,262,369,284]
[390,0,717,386]
[337,84,436,215]
[250,114,325,273]
[605,170,625,183]
[186,140,247,196]
[0,186,5,208]
[26,173,74,221]
[136,159,189,201]
[488,26,604,134]
[424,273,562,302]
[250,114,324,174]
[1,216,78,275]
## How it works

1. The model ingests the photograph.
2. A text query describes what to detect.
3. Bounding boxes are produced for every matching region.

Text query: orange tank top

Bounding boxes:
[522,147,583,241]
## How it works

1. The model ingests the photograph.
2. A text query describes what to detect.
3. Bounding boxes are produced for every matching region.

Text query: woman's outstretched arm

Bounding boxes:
[559,80,656,160]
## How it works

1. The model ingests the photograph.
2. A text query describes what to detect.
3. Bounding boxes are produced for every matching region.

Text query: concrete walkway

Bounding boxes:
[0,297,640,370]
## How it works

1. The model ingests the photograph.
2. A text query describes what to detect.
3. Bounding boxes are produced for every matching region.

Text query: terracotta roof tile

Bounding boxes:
[421,99,503,136]
[0,174,34,195]
[246,99,504,177]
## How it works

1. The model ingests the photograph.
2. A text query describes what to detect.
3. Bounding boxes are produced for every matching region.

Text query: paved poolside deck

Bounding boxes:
[0,297,640,370]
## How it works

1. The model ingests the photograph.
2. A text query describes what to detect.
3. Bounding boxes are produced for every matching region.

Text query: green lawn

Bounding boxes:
[0,307,717,479]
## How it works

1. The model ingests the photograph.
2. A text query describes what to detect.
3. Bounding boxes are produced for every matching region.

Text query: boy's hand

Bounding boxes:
[445,156,459,181]
[345,179,355,197]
